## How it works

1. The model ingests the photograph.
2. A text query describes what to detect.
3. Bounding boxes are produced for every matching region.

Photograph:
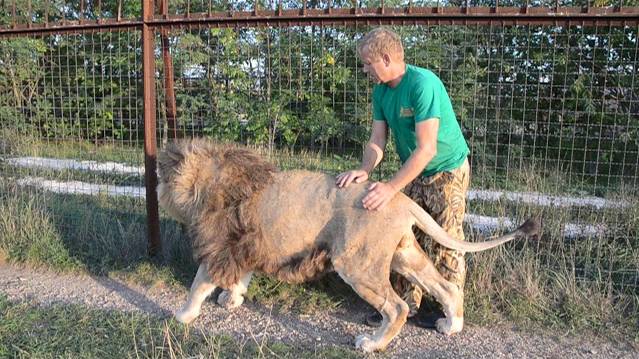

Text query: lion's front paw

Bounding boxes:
[175,306,200,324]
[355,334,380,352]
[217,290,245,309]
[436,316,463,335]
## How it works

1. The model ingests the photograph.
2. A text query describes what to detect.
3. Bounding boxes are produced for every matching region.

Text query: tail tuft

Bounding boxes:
[517,217,542,239]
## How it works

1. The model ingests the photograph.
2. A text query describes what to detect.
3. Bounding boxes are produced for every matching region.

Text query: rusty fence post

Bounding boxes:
[142,0,161,256]
[161,0,179,139]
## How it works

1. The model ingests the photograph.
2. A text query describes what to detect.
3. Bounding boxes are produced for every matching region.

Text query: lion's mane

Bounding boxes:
[158,139,332,288]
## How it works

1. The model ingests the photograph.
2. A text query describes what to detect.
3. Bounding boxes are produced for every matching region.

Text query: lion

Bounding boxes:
[157,138,540,352]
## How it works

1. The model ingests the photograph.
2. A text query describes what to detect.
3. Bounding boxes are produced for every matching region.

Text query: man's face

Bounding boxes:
[360,48,388,84]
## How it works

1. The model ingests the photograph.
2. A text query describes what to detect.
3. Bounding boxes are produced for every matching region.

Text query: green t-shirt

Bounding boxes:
[372,64,469,177]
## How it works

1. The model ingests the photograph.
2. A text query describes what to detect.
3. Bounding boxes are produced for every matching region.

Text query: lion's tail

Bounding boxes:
[408,200,541,252]
[269,246,333,284]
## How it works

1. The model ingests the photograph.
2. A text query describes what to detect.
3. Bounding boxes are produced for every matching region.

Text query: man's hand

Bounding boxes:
[362,182,398,211]
[336,170,369,188]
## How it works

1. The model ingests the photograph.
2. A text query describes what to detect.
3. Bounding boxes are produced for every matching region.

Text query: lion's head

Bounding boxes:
[157,139,278,225]
[157,139,279,287]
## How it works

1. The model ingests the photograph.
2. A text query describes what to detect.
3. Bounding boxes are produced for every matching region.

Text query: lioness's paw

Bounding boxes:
[436,316,463,335]
[217,290,245,309]
[355,334,379,353]
[175,307,200,324]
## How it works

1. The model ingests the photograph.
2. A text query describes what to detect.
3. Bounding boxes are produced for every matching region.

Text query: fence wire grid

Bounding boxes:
[0,1,638,296]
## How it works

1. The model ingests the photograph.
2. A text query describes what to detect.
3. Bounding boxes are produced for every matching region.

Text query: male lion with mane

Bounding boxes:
[157,138,539,352]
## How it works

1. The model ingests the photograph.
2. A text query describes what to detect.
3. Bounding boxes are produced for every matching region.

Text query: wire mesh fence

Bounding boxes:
[0,1,638,294]
[151,23,639,293]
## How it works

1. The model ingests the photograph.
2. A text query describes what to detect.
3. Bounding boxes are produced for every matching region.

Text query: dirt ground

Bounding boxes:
[1,263,636,358]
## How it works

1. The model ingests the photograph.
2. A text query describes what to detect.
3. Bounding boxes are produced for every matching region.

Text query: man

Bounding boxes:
[335,27,471,328]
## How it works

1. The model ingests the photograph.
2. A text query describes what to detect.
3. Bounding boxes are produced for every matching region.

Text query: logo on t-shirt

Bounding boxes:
[399,107,414,117]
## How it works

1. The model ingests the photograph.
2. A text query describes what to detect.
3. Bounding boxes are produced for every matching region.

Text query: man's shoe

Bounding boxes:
[411,308,445,329]
[365,311,383,327]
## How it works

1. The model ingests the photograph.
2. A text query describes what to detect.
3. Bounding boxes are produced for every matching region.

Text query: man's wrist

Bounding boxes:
[358,167,371,176]
[387,181,399,192]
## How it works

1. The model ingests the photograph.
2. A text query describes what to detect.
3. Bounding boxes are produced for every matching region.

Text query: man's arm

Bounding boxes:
[387,119,438,191]
[362,118,438,210]
[359,120,388,173]
[336,120,388,188]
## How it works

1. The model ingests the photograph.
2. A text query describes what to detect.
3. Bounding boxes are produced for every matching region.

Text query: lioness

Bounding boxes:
[157,139,539,352]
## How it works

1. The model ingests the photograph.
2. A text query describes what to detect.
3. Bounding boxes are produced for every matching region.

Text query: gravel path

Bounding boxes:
[1,263,636,358]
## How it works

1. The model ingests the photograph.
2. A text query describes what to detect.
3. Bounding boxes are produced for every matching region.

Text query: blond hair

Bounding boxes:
[357,27,404,62]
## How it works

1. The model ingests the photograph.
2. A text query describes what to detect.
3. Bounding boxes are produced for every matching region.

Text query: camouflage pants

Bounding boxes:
[393,158,470,316]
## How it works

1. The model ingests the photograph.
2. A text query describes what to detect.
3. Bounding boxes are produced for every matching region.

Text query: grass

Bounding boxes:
[246,273,352,314]
[0,136,638,350]
[464,245,639,343]
[0,180,146,275]
[0,127,143,165]
[461,162,639,343]
[0,295,358,359]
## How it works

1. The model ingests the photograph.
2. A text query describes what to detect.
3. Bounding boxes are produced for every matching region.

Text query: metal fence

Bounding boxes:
[1,1,638,292]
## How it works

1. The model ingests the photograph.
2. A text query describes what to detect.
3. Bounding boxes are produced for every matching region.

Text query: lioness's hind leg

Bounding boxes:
[176,262,217,324]
[391,238,464,335]
[217,272,253,309]
[337,269,409,353]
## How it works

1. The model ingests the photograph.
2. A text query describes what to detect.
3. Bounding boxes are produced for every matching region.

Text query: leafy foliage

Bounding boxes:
[1,2,637,194]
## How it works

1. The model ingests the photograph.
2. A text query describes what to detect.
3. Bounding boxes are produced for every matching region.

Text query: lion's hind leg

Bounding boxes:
[336,266,409,353]
[391,235,464,335]
[175,262,217,324]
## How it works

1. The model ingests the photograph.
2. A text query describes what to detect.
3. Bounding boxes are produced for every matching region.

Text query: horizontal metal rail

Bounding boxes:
[2,6,639,37]
[0,19,141,36]
[151,7,639,27]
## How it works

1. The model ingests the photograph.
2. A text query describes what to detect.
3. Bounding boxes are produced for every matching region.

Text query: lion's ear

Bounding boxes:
[158,142,186,179]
